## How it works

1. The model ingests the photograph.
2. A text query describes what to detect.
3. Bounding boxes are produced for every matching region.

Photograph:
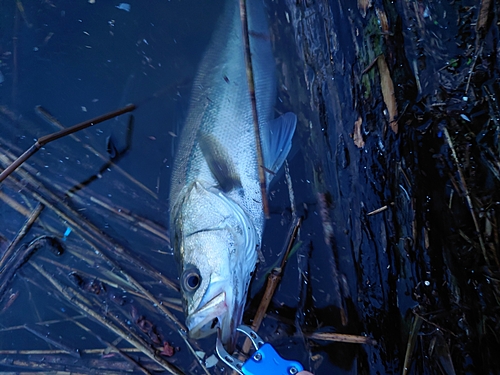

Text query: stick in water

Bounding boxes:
[0,103,136,184]
[239,0,269,218]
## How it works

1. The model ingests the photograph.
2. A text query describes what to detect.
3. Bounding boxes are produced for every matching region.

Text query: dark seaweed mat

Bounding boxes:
[274,0,500,374]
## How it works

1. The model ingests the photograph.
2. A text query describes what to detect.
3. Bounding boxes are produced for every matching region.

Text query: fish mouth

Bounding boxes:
[186,291,228,339]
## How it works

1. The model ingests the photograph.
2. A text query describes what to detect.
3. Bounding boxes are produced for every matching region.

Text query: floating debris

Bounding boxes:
[353,116,365,148]
[205,354,218,368]
[377,54,398,133]
[115,3,130,12]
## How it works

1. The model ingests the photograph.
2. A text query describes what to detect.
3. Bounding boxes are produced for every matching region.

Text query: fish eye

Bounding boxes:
[182,270,201,292]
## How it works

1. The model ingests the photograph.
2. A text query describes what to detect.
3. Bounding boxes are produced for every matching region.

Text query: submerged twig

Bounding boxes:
[0,355,161,373]
[0,190,31,216]
[0,202,43,272]
[90,196,170,244]
[0,235,59,302]
[0,347,141,355]
[24,323,81,358]
[0,315,87,332]
[0,103,136,184]
[239,0,269,218]
[15,0,31,28]
[307,332,377,345]
[465,43,482,94]
[475,0,492,49]
[317,191,347,326]
[0,346,165,372]
[68,314,153,375]
[279,217,302,271]
[361,54,381,75]
[242,216,302,353]
[402,313,423,375]
[176,329,211,375]
[284,160,297,218]
[367,205,389,216]
[443,126,488,264]
[11,2,19,105]
[31,263,185,375]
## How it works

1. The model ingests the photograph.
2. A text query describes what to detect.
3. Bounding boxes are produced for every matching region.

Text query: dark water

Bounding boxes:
[0,0,220,203]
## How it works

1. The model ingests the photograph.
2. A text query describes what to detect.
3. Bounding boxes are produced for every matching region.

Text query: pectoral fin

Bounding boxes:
[262,112,297,181]
[198,133,242,192]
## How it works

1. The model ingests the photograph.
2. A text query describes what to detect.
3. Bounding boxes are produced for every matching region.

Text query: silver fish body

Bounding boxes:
[169,0,296,348]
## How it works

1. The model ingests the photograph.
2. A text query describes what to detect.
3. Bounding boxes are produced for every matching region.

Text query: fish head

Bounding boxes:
[180,229,244,348]
[173,183,259,350]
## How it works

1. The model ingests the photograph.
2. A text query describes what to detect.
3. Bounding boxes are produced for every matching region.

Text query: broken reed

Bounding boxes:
[0,104,136,184]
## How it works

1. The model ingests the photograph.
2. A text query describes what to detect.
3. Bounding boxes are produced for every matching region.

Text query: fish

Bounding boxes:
[169,0,296,349]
